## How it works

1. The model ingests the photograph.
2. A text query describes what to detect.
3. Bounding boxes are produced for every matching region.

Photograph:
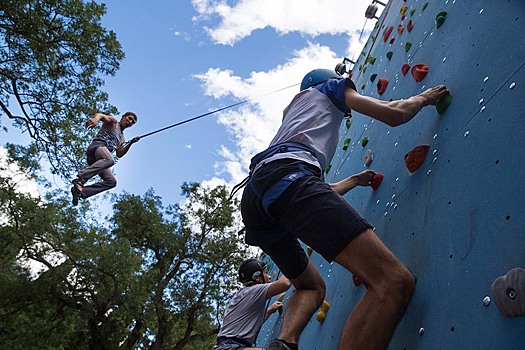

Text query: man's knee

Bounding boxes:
[105,177,117,188]
[378,266,415,303]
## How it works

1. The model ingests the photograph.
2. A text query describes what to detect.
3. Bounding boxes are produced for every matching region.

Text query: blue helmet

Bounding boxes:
[300,69,343,91]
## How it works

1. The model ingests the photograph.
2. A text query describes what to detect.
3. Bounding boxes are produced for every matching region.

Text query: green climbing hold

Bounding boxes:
[361,137,369,147]
[422,2,428,11]
[410,9,416,17]
[405,42,412,52]
[363,66,367,73]
[367,56,377,65]
[345,118,352,129]
[343,138,351,151]
[361,51,367,56]
[325,164,332,174]
[436,11,447,28]
[435,93,452,114]
[358,64,363,71]
[386,51,393,60]
[370,73,377,83]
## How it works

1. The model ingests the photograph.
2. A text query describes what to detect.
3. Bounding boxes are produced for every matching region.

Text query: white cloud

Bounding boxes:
[192,0,373,46]
[0,147,39,198]
[184,144,192,149]
[195,42,351,187]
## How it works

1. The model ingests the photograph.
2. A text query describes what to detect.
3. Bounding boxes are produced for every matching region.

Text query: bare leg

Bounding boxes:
[334,229,415,350]
[278,261,326,344]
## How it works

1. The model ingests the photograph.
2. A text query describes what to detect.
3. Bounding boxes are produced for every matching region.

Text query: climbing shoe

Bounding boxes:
[267,339,295,350]
[71,186,80,206]
[71,178,83,206]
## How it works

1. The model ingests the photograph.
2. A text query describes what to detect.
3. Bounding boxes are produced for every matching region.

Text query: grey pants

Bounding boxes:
[77,145,117,199]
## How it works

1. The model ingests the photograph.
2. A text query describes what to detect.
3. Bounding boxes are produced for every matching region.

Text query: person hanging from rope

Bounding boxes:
[240,68,449,350]
[215,258,291,350]
[70,112,140,206]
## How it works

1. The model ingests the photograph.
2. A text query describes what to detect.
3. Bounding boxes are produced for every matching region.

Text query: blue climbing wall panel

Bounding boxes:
[257,0,525,348]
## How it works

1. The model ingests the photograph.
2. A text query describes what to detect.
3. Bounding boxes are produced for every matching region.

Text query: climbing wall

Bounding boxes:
[257,0,525,348]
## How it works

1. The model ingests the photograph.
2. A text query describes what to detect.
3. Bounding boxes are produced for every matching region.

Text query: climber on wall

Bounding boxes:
[215,258,291,350]
[240,68,449,350]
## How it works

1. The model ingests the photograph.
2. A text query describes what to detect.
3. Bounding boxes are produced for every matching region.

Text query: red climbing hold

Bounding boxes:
[411,64,429,82]
[398,25,405,35]
[390,37,395,45]
[371,173,384,190]
[383,26,393,43]
[361,83,366,90]
[377,78,389,95]
[407,20,414,32]
[402,63,410,76]
[404,145,430,173]
[353,274,362,287]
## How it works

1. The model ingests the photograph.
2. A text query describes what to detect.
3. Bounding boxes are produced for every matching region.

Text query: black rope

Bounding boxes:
[136,82,300,140]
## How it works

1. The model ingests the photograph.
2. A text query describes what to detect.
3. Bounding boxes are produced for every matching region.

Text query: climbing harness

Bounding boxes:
[228,141,316,202]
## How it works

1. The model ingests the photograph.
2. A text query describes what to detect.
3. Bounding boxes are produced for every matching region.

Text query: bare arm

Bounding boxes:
[266,275,292,299]
[330,170,376,196]
[264,301,284,321]
[85,113,118,129]
[116,136,140,158]
[345,85,449,127]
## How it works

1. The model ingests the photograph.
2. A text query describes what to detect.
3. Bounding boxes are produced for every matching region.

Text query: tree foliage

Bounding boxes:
[0,0,124,178]
[0,161,249,348]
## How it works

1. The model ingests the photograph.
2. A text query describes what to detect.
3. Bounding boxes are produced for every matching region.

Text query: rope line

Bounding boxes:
[136,83,300,140]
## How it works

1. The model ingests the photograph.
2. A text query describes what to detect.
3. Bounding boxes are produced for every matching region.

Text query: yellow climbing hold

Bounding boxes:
[316,300,331,323]
[278,292,286,302]
[400,6,408,15]
[307,246,313,256]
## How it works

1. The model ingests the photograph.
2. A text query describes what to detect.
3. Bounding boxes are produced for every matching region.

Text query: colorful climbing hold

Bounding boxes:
[383,26,394,43]
[402,63,411,75]
[404,145,430,173]
[316,300,331,323]
[307,246,313,256]
[411,64,429,82]
[405,42,412,52]
[371,173,384,190]
[407,20,414,32]
[377,78,389,95]
[361,83,366,90]
[342,138,351,151]
[390,37,395,45]
[397,25,405,35]
[364,149,373,166]
[436,11,447,28]
[386,51,393,61]
[435,92,452,114]
[325,164,331,174]
[410,9,416,17]
[361,137,369,147]
[422,2,429,11]
[370,73,377,83]
[278,292,286,302]
[400,6,408,15]
[367,56,377,65]
[345,118,352,129]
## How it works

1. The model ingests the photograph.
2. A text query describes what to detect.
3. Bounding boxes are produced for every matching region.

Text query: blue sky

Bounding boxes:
[3,0,378,205]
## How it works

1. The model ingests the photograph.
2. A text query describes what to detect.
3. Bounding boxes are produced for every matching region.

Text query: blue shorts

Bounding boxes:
[241,159,372,279]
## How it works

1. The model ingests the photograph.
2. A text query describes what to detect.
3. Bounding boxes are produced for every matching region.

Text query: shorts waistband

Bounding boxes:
[216,336,251,347]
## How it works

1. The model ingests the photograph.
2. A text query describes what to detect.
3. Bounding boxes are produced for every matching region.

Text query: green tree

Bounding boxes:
[0,157,248,349]
[0,0,124,178]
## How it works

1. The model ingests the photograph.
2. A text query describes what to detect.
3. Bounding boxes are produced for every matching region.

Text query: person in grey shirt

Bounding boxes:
[215,258,291,350]
[70,112,139,206]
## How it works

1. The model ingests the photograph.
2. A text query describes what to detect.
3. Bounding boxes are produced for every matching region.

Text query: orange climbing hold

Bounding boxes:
[383,26,393,42]
[400,6,408,15]
[404,145,430,173]
[411,64,429,82]
[402,63,410,75]
[397,25,405,35]
[353,274,362,287]
[377,78,389,95]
